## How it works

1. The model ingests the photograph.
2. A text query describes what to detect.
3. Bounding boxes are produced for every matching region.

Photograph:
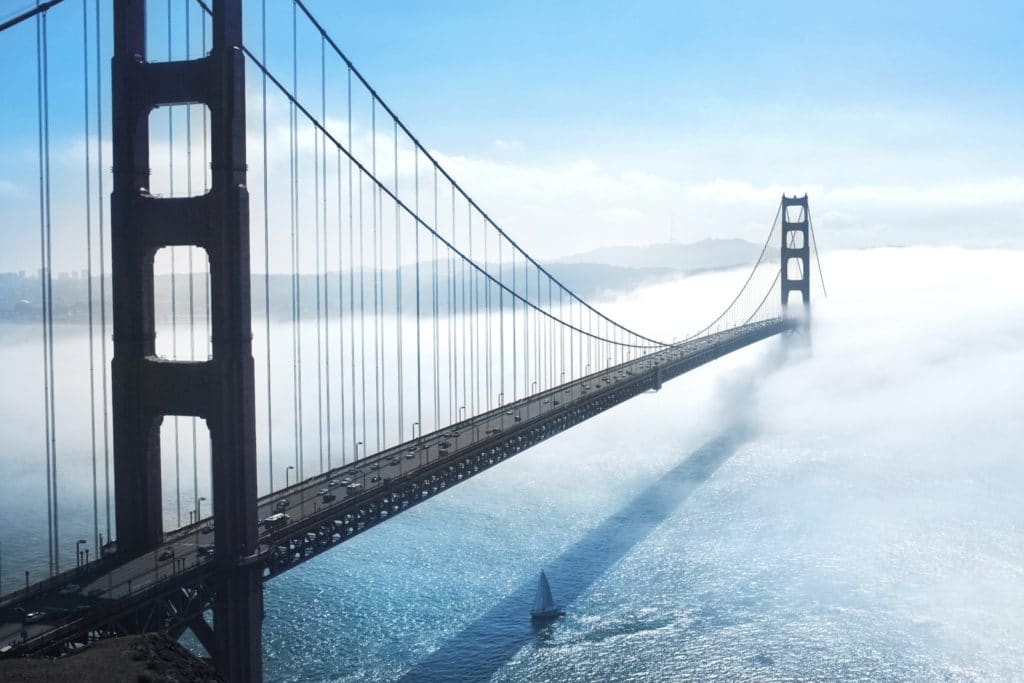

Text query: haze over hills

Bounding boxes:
[556,238,772,272]
[0,239,769,322]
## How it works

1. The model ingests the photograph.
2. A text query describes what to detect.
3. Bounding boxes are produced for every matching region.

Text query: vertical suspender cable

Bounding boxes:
[499,234,504,406]
[485,219,491,411]
[38,6,59,573]
[321,37,332,473]
[167,0,181,529]
[261,0,274,492]
[395,120,403,441]
[511,248,516,401]
[36,6,53,572]
[314,38,325,475]
[359,171,367,460]
[82,0,99,554]
[95,0,111,545]
[289,3,299,480]
[414,148,422,445]
[186,0,198,520]
[348,68,359,462]
[199,13,209,513]
[467,207,474,415]
[291,3,305,480]
[449,188,456,422]
[432,166,440,431]
[336,146,345,467]
[371,101,381,452]
[339,145,348,471]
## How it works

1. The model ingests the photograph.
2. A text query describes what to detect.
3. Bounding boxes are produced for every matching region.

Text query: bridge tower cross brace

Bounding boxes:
[780,194,811,312]
[110,0,262,679]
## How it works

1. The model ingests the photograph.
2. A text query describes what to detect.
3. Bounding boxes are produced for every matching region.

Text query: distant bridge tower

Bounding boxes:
[780,194,811,313]
[110,0,262,679]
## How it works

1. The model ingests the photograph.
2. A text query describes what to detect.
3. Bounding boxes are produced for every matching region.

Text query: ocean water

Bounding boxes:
[260,247,1024,681]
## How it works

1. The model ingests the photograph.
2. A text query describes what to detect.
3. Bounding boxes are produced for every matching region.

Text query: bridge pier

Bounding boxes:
[110,1,262,679]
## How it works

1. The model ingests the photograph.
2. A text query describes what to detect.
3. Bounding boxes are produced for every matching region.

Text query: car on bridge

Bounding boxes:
[262,513,290,531]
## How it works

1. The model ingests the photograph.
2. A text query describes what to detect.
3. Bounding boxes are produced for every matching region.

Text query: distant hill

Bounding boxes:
[556,238,771,272]
[0,239,773,323]
[541,263,680,300]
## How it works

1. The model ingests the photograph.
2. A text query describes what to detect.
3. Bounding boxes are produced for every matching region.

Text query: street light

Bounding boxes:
[76,539,87,568]
[286,465,295,488]
[459,405,466,421]
[197,497,207,520]
[357,441,366,486]
[411,423,420,469]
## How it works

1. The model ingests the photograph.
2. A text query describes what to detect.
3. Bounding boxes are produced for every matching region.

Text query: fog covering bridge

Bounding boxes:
[0,1,823,679]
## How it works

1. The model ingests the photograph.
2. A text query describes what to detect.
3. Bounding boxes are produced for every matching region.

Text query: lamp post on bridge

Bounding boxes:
[196,497,207,522]
[356,442,366,487]
[285,466,295,489]
[75,539,87,568]
[411,422,420,469]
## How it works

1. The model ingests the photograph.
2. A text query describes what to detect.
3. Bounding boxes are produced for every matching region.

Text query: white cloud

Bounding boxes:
[490,138,525,154]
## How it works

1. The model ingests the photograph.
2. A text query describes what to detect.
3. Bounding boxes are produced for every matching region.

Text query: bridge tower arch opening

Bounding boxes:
[781,194,811,319]
[110,0,262,679]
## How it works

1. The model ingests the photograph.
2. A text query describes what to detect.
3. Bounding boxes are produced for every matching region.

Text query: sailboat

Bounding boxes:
[530,570,565,622]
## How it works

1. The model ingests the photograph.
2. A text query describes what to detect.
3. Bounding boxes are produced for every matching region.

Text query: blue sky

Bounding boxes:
[0,0,1020,268]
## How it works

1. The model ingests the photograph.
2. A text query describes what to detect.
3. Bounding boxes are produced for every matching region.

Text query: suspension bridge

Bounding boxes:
[0,1,823,680]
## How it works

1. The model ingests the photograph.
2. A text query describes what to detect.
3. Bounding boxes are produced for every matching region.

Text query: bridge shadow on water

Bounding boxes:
[400,426,753,682]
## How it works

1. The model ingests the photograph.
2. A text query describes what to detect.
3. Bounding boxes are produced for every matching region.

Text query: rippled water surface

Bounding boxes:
[261,248,1024,681]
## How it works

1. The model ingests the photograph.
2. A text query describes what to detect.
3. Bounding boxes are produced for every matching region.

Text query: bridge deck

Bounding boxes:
[0,318,794,656]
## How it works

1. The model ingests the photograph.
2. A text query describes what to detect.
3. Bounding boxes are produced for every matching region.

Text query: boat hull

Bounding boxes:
[530,609,565,623]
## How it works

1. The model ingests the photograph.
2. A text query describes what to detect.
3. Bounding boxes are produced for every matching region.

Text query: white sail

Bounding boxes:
[532,570,555,613]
